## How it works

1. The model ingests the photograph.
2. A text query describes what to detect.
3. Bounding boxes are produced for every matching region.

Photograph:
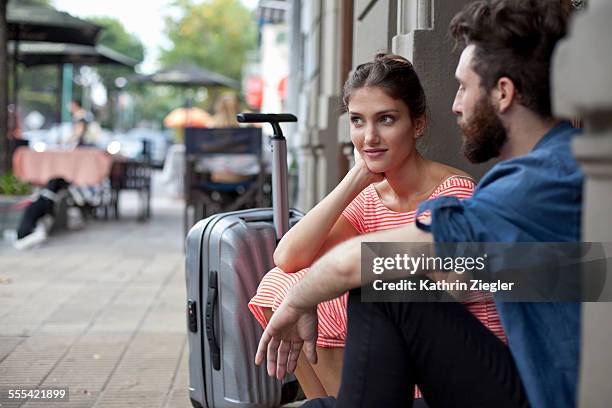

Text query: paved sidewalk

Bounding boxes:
[0,192,190,408]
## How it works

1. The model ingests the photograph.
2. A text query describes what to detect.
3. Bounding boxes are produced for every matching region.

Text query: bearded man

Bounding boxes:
[256,1,582,407]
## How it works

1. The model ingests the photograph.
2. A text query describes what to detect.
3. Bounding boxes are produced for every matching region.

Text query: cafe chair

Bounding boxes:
[183,127,267,236]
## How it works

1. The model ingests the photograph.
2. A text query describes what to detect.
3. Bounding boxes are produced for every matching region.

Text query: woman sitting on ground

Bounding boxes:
[249,53,506,399]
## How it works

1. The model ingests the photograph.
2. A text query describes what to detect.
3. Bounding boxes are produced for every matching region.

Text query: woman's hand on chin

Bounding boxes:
[352,148,385,187]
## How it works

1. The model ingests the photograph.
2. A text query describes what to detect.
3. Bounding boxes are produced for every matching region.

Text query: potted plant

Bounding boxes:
[0,172,32,235]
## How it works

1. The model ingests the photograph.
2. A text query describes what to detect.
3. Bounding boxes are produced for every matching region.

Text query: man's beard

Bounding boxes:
[459,95,507,163]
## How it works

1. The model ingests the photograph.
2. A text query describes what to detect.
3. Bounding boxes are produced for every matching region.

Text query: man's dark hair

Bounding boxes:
[449,0,570,118]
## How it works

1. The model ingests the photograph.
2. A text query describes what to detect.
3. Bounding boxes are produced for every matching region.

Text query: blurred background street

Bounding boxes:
[0,176,192,407]
[0,0,610,406]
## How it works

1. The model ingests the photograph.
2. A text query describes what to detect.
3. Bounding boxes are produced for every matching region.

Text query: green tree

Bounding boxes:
[8,0,51,6]
[132,86,184,129]
[160,0,257,81]
[18,65,59,123]
[89,16,145,64]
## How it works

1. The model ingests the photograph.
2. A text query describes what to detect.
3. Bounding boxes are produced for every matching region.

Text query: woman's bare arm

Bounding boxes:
[274,160,381,273]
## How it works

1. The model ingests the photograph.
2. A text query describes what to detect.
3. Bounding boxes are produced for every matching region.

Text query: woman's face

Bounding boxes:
[348,86,420,174]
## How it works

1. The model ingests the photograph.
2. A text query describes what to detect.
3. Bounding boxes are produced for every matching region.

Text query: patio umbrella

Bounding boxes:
[1,3,104,171]
[9,41,138,67]
[163,107,212,128]
[7,3,101,46]
[7,41,138,127]
[133,63,240,89]
[134,64,238,130]
[6,1,103,90]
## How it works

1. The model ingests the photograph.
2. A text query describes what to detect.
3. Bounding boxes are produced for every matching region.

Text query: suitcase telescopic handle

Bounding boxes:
[237,113,297,139]
[237,112,298,240]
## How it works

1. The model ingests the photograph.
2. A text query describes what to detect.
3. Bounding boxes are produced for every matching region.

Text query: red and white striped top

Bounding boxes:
[342,175,477,232]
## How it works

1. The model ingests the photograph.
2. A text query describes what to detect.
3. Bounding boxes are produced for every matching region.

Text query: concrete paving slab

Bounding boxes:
[0,190,193,408]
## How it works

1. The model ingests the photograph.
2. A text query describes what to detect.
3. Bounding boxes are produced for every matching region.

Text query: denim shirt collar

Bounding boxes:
[532,121,574,152]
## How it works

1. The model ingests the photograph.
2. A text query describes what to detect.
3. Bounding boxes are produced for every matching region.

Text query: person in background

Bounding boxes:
[205,92,257,183]
[66,99,93,146]
[210,92,241,128]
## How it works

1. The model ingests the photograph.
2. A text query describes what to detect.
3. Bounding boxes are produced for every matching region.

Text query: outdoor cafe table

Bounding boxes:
[12,146,113,186]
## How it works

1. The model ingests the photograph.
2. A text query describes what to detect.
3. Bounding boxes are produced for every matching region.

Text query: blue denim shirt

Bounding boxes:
[417,122,583,408]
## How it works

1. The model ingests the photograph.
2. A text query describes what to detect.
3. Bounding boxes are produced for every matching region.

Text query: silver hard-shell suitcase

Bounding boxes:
[186,114,303,408]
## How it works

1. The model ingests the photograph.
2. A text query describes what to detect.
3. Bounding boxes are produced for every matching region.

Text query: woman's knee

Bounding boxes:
[257,267,290,291]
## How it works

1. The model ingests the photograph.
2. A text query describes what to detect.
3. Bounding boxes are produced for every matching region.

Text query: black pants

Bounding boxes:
[304,289,528,408]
